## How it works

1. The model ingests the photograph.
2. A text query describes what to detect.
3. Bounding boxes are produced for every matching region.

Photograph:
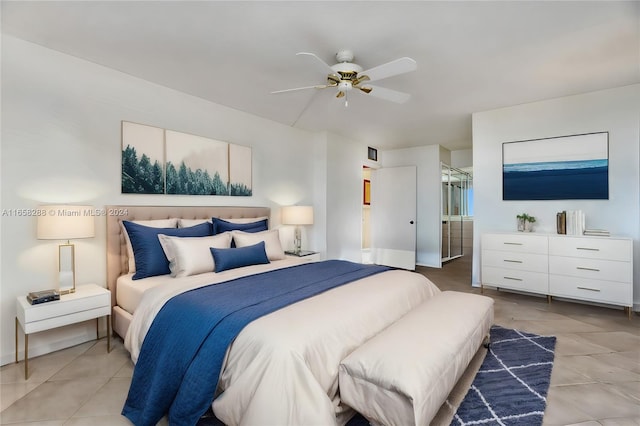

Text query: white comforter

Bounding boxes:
[125,260,440,426]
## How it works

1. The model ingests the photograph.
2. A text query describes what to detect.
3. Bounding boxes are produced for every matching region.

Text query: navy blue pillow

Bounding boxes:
[123,221,213,280]
[211,217,268,235]
[210,241,270,273]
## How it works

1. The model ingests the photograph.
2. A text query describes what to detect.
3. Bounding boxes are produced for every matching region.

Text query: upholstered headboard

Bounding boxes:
[105,205,271,308]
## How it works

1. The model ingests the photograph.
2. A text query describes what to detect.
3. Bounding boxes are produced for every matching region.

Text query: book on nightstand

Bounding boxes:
[27,289,60,305]
[285,250,317,257]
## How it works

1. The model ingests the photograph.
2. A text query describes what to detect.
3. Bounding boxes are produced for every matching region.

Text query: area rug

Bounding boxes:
[449,325,557,426]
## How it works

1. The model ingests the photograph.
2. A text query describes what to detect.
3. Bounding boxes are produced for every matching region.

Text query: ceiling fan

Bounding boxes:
[271,49,417,106]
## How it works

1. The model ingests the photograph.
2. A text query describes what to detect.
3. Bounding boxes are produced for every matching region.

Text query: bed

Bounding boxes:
[106,205,441,426]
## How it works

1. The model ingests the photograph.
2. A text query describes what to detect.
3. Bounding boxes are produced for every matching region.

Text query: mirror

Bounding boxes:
[441,163,472,263]
[58,243,75,294]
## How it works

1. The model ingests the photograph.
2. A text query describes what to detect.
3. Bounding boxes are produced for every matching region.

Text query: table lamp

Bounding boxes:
[37,205,95,294]
[282,205,314,255]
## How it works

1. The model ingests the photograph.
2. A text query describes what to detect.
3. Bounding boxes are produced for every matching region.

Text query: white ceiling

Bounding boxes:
[2,1,639,151]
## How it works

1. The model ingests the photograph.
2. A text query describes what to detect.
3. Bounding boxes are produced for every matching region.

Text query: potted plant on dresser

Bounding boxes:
[516,213,536,232]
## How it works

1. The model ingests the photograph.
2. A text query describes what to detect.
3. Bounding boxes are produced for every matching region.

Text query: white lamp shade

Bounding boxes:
[282,205,314,225]
[37,205,95,240]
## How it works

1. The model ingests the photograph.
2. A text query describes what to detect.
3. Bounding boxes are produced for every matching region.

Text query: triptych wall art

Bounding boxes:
[502,132,609,201]
[121,121,252,196]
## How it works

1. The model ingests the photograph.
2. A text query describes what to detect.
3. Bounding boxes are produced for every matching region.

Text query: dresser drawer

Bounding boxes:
[482,266,549,294]
[548,256,632,283]
[549,275,632,306]
[549,236,632,261]
[482,234,548,254]
[482,250,547,273]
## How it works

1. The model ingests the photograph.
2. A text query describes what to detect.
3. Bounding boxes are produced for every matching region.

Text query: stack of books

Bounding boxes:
[27,289,60,305]
[584,229,610,237]
[556,210,586,235]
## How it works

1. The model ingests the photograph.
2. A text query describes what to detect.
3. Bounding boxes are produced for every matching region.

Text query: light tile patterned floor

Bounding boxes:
[1,257,638,425]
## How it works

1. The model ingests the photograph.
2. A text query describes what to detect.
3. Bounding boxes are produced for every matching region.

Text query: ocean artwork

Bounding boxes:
[502,132,608,200]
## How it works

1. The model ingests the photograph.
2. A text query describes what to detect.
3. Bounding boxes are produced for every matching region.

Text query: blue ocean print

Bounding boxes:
[503,159,608,200]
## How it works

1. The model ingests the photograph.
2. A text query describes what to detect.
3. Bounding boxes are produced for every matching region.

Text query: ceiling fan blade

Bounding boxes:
[336,91,345,99]
[271,84,328,94]
[362,85,411,103]
[360,57,417,83]
[296,52,335,74]
[359,86,372,94]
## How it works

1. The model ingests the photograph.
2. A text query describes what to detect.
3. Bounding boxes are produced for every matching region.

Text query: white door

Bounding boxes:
[370,166,417,270]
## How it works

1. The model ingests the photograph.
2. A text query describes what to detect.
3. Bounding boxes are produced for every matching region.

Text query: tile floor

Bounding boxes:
[1,257,639,425]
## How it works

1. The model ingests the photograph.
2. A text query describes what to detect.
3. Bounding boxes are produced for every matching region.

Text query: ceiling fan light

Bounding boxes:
[338,81,352,92]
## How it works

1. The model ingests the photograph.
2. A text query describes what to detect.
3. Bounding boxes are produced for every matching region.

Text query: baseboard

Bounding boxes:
[2,330,99,367]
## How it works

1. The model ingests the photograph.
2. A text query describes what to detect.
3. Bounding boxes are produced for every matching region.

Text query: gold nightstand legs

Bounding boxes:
[25,334,28,380]
[107,315,111,353]
[15,317,18,364]
[15,317,29,380]
[97,316,112,352]
[16,315,110,380]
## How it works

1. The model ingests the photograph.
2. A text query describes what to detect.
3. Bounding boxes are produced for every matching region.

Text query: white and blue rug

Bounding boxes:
[450,325,556,426]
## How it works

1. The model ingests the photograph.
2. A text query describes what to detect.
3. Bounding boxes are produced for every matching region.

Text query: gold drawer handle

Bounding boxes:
[504,260,523,263]
[503,276,523,281]
[577,247,599,251]
[577,267,600,272]
[577,286,601,292]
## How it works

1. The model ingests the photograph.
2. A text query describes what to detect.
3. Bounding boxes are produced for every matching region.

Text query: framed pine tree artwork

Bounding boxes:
[121,121,252,196]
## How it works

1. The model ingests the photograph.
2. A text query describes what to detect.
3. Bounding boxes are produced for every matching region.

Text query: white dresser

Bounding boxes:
[481,233,633,315]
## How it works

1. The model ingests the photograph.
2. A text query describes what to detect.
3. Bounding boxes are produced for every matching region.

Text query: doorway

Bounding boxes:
[361,166,372,263]
[441,163,473,263]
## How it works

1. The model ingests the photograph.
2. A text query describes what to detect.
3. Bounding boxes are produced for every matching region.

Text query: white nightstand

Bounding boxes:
[285,251,321,262]
[15,283,111,379]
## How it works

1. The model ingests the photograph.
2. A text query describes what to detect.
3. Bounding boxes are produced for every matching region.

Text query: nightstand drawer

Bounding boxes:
[21,306,111,334]
[482,250,547,273]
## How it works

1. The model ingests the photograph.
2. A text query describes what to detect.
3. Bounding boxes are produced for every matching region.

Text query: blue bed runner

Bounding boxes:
[122,260,390,426]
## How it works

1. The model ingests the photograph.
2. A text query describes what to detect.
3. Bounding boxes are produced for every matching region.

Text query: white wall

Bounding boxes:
[325,132,371,262]
[451,149,473,169]
[381,145,447,267]
[0,36,324,365]
[472,84,640,309]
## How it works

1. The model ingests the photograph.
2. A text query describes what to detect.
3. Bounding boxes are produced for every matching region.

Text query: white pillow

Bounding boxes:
[178,216,268,228]
[121,218,178,273]
[178,218,211,228]
[232,229,285,261]
[224,216,269,224]
[158,233,232,277]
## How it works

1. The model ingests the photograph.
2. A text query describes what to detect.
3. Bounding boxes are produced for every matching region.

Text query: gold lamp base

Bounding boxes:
[58,243,76,295]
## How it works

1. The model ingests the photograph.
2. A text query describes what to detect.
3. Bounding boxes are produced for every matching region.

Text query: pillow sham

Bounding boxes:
[212,217,268,235]
[210,241,270,273]
[121,218,178,273]
[122,221,213,280]
[158,233,232,277]
[232,229,286,261]
[179,216,268,229]
[178,218,211,228]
